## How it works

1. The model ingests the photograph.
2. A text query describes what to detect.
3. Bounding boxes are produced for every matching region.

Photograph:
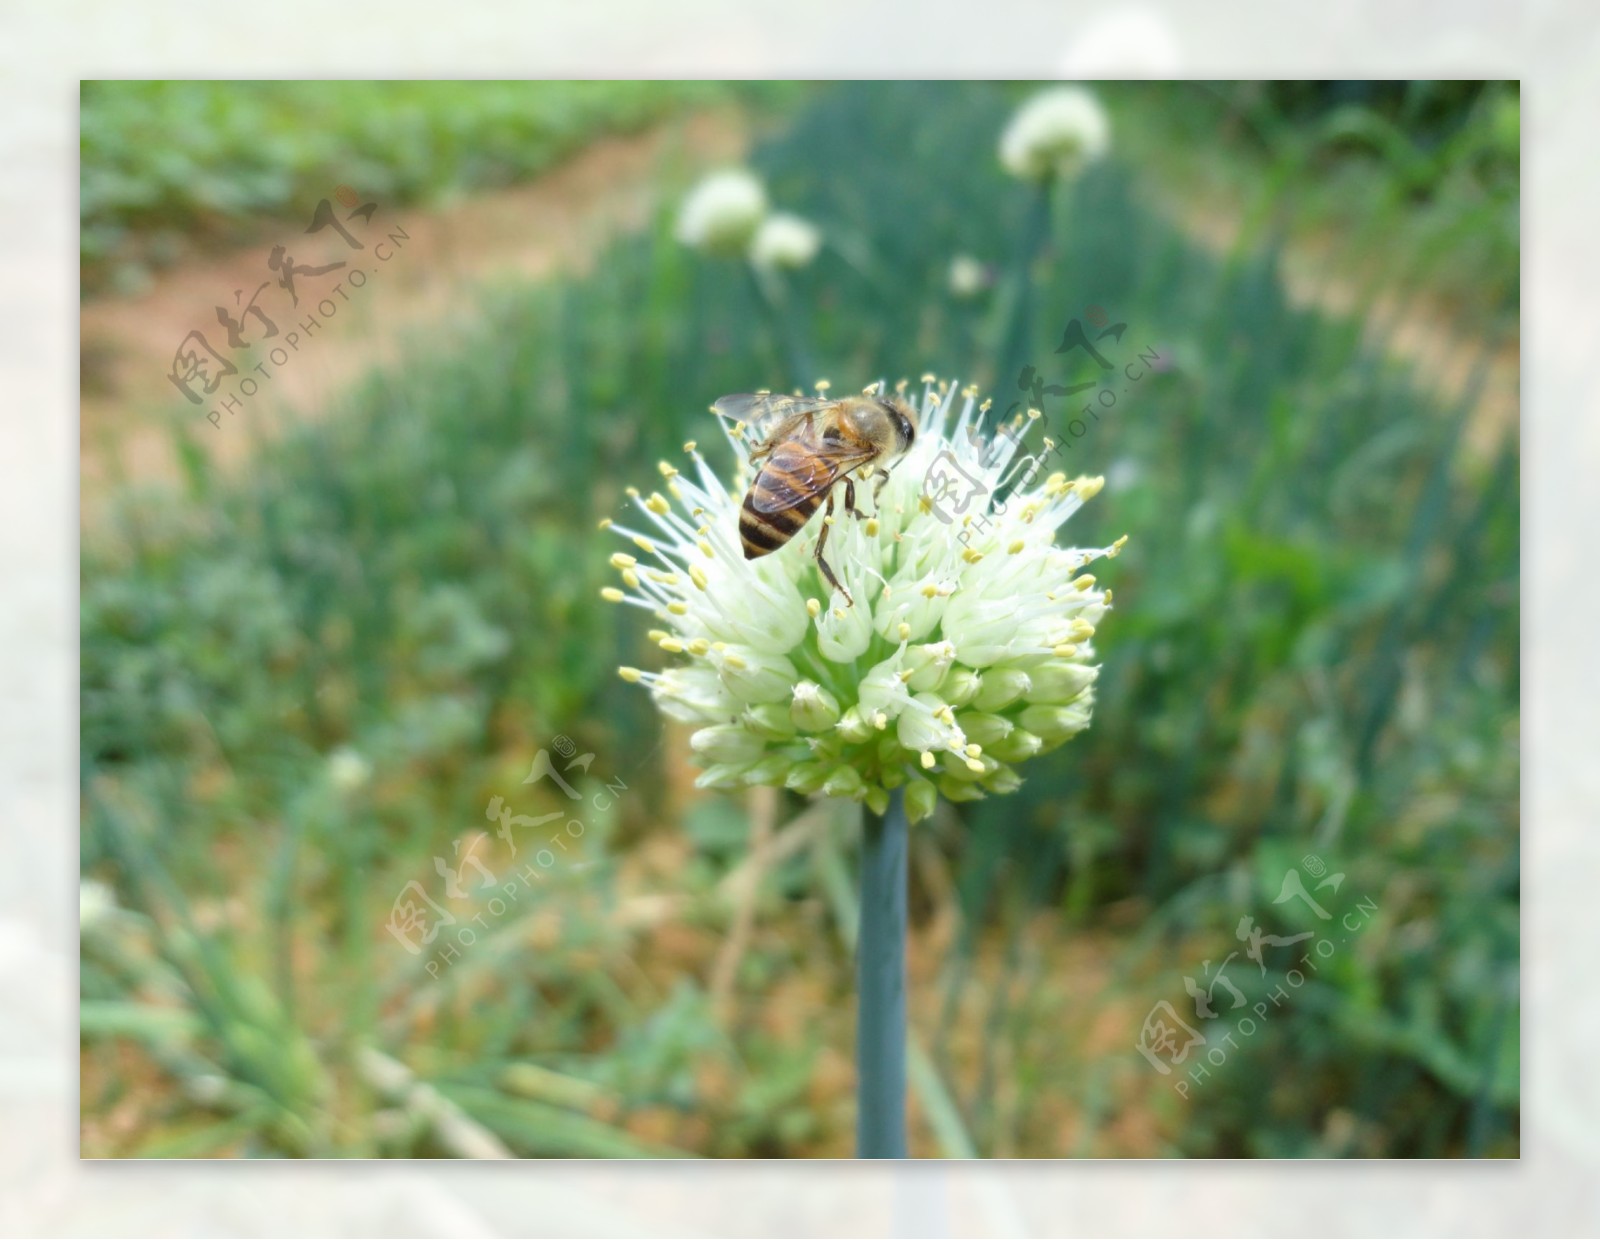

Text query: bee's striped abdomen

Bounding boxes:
[740,470,824,560]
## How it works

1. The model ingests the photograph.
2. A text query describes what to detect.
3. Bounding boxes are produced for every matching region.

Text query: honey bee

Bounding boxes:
[714,389,918,604]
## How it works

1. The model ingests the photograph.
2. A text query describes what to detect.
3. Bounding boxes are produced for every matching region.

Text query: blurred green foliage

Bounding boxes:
[81,81,1518,1158]
[80,80,780,293]
[1110,80,1519,321]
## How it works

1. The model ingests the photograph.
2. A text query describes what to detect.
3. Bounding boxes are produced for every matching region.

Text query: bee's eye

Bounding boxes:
[877,398,915,448]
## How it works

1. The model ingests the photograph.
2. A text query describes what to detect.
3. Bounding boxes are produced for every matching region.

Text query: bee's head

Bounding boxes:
[876,395,918,457]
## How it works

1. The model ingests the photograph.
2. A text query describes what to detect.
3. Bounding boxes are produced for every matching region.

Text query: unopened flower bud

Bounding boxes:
[790,680,842,731]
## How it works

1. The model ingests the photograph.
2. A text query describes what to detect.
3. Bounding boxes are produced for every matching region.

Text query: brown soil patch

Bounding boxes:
[1176,200,1519,464]
[79,108,750,510]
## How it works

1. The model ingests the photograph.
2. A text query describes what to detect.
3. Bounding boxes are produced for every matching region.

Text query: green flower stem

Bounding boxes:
[748,263,817,389]
[995,177,1055,412]
[856,785,908,1158]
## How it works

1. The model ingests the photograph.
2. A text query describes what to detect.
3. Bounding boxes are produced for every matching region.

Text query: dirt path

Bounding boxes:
[1176,201,1519,464]
[79,109,750,501]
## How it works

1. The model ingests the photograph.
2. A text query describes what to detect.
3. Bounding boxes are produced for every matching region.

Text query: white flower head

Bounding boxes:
[327,747,372,794]
[948,254,989,299]
[675,168,769,257]
[80,878,118,935]
[999,86,1111,181]
[750,212,821,270]
[606,378,1125,822]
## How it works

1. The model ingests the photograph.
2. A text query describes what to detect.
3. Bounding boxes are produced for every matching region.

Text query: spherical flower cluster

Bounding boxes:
[674,168,769,257]
[999,86,1111,181]
[750,211,822,270]
[604,378,1124,822]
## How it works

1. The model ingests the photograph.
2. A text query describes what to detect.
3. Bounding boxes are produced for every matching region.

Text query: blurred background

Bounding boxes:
[79,80,1519,1159]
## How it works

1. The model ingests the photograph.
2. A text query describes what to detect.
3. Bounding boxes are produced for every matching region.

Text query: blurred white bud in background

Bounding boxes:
[79,878,118,935]
[947,254,989,299]
[327,747,372,795]
[674,167,769,257]
[999,86,1111,182]
[749,211,821,270]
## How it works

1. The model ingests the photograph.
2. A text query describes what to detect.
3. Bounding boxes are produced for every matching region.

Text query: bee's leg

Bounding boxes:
[843,476,866,520]
[814,489,854,606]
[871,466,893,511]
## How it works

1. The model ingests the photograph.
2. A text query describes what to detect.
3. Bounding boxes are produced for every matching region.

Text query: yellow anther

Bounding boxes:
[632,535,656,554]
[622,569,640,589]
[618,667,642,683]
[806,598,821,619]
[1008,539,1026,555]
[920,751,936,770]
[609,553,637,570]
[600,587,625,603]
[659,637,684,653]
[689,564,708,591]
[645,492,670,515]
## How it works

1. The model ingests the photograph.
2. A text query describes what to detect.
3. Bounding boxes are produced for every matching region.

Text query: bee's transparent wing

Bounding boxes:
[750,427,876,515]
[712,393,833,442]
